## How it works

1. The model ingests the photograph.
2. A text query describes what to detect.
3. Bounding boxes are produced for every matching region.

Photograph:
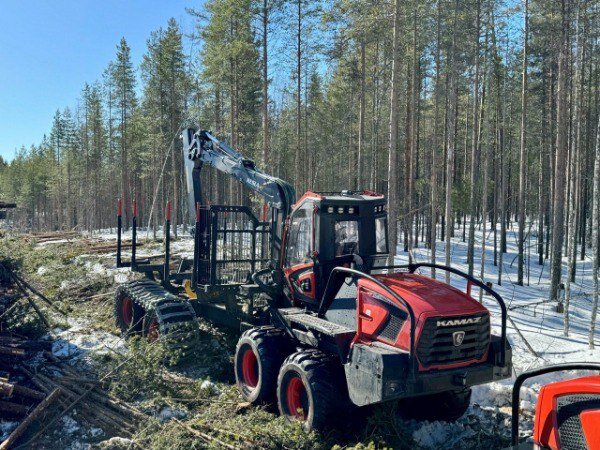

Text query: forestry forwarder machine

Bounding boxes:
[113,128,512,431]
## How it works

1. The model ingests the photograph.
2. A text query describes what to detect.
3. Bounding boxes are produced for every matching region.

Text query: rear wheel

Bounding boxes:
[399,388,472,422]
[114,286,144,335]
[277,349,347,432]
[234,326,293,404]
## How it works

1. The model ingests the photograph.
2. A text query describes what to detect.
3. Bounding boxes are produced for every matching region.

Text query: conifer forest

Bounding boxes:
[1,0,600,448]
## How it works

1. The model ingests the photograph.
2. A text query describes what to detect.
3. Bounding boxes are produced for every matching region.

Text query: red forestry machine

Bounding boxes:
[508,363,600,450]
[113,128,512,431]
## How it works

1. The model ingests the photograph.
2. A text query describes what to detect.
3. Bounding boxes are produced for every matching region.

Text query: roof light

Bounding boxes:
[328,206,334,213]
[348,207,355,214]
[337,207,344,214]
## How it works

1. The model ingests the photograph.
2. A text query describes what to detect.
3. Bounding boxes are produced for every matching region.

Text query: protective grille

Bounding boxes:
[378,312,404,342]
[417,313,490,367]
[556,394,600,450]
[197,206,270,285]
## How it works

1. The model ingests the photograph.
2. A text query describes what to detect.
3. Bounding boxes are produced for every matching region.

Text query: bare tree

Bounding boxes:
[517,0,529,286]
[444,0,459,282]
[589,111,600,348]
[387,0,402,265]
[430,0,442,277]
[467,0,481,276]
[549,0,570,305]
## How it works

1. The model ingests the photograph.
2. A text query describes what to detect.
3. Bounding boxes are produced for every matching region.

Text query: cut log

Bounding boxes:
[0,388,61,450]
[0,381,45,400]
[0,400,29,416]
[0,346,25,357]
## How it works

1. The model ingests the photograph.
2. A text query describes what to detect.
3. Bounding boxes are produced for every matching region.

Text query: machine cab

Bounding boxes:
[282,190,388,306]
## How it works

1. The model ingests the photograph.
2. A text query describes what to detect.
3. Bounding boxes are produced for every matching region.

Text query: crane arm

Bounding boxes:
[182,127,296,267]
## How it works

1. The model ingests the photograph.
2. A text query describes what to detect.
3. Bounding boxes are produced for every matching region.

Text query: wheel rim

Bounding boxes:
[122,297,133,326]
[241,348,259,388]
[147,317,160,342]
[286,376,308,420]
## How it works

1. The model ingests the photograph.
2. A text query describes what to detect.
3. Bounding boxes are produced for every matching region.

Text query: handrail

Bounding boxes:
[511,363,600,446]
[318,266,417,375]
[373,262,508,367]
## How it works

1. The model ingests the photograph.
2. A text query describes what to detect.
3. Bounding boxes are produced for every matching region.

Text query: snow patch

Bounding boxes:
[0,421,18,440]
[61,415,81,434]
[200,379,221,395]
[95,437,134,449]
[157,406,188,422]
[413,421,476,447]
[52,339,78,357]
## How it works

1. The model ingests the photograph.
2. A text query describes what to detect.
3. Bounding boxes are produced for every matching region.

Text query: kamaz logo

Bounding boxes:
[437,317,482,327]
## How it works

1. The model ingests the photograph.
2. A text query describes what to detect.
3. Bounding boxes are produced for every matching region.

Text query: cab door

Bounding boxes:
[283,202,316,304]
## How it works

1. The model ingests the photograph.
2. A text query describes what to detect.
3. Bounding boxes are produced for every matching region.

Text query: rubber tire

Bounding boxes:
[399,388,472,422]
[277,349,347,432]
[114,285,145,335]
[234,326,293,404]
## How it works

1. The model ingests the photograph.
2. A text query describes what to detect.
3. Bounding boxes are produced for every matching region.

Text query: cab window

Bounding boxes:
[285,206,313,266]
[335,220,359,256]
[375,216,388,253]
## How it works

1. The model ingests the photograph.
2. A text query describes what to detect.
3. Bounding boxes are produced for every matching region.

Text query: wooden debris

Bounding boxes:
[0,346,25,357]
[0,381,44,400]
[0,400,29,416]
[173,419,238,450]
[0,389,61,450]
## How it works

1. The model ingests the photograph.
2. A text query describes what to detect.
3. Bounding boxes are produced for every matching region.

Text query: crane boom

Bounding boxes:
[182,128,296,267]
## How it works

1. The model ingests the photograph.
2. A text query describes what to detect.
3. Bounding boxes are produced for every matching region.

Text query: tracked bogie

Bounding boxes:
[115,280,200,358]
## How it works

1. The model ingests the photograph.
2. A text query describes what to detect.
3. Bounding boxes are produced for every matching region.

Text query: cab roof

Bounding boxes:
[294,190,385,208]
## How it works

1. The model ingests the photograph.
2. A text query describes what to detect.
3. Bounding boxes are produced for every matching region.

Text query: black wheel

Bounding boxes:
[235,326,293,404]
[399,388,472,422]
[114,285,144,335]
[277,349,347,432]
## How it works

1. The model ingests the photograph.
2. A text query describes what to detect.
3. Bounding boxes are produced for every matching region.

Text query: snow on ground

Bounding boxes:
[398,220,600,447]
[51,317,127,359]
[11,220,599,448]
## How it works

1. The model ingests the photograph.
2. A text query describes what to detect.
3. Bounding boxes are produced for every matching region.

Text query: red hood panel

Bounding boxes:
[373,273,487,317]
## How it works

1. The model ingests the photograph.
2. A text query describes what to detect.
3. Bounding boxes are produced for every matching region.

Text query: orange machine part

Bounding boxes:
[580,409,600,450]
[534,375,600,449]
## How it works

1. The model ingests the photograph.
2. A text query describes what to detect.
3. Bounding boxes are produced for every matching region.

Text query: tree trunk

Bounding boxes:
[261,0,269,168]
[467,0,481,276]
[517,0,528,285]
[430,0,442,278]
[549,0,570,304]
[387,0,402,265]
[589,111,600,348]
[444,0,459,282]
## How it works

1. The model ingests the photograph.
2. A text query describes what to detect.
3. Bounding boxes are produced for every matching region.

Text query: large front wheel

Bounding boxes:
[234,326,293,404]
[277,350,347,432]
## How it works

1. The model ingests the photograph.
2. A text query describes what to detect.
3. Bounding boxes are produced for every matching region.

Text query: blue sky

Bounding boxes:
[0,0,199,162]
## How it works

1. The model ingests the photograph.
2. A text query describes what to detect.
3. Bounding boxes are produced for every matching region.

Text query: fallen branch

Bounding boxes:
[173,419,238,450]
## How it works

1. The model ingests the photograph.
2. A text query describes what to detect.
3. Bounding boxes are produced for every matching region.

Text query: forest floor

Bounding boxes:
[1,221,599,449]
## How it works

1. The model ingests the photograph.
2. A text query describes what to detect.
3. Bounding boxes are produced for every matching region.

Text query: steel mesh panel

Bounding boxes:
[203,206,270,285]
[378,312,404,342]
[556,394,600,450]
